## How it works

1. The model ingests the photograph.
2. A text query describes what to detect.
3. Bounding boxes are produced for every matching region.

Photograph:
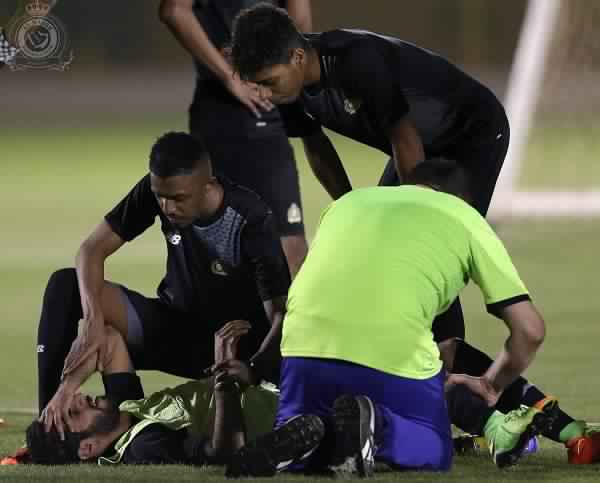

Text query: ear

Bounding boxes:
[291,47,306,66]
[78,437,100,460]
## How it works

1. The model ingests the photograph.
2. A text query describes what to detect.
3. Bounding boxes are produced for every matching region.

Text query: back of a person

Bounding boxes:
[283,185,485,379]
[302,29,497,154]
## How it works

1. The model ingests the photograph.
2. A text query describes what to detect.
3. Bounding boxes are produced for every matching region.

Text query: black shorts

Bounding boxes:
[118,285,270,380]
[190,81,305,238]
[378,93,510,217]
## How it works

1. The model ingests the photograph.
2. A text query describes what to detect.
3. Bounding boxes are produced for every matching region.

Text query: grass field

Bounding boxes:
[1,113,600,481]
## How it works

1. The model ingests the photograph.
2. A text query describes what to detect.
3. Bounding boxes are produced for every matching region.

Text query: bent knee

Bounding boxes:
[47,267,78,290]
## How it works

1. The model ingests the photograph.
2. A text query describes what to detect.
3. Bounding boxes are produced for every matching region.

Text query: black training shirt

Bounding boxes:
[279,29,501,156]
[121,424,209,465]
[105,176,290,320]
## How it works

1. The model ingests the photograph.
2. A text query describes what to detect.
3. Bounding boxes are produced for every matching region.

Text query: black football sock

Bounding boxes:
[446,383,495,435]
[454,340,577,442]
[37,268,82,413]
[454,340,535,412]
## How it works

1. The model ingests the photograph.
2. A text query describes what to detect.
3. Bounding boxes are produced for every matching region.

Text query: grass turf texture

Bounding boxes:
[1,115,600,481]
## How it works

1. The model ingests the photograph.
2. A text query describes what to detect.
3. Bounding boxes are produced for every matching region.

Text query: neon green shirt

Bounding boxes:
[99,380,279,465]
[282,186,529,380]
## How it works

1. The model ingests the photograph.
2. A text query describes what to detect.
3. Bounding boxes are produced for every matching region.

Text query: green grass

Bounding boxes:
[1,115,600,480]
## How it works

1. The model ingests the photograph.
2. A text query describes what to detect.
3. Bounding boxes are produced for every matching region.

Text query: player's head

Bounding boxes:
[405,158,471,200]
[149,131,219,227]
[231,3,310,104]
[26,395,121,464]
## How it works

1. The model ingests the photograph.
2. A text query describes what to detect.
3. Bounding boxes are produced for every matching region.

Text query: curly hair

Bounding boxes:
[230,3,308,80]
[26,421,86,465]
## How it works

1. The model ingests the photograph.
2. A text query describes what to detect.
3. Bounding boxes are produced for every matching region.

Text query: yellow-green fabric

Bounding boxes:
[282,186,528,380]
[98,380,279,465]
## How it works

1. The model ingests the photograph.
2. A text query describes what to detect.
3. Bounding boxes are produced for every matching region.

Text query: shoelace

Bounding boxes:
[503,405,531,424]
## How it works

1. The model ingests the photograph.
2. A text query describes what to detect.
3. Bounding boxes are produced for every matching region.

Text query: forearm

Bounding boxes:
[389,119,425,179]
[206,382,246,462]
[482,333,541,394]
[160,1,233,83]
[75,244,106,321]
[302,131,352,200]
[286,0,312,32]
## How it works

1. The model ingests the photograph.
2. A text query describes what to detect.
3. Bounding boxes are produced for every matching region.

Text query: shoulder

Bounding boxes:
[123,424,183,464]
[222,177,272,222]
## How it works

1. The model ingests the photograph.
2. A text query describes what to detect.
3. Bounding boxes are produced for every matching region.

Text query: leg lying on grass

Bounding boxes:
[452,339,600,463]
[446,383,559,468]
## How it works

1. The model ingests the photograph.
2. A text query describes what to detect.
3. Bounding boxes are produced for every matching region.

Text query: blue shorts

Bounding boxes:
[275,357,453,471]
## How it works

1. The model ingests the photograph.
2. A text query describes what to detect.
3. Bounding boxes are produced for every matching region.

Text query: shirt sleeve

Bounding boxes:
[241,211,291,301]
[121,425,208,465]
[277,101,322,138]
[468,219,530,316]
[336,39,410,132]
[104,175,159,242]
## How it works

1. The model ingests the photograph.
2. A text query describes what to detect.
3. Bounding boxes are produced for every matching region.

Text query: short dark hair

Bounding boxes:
[231,3,308,80]
[149,131,209,178]
[404,158,471,199]
[26,421,85,465]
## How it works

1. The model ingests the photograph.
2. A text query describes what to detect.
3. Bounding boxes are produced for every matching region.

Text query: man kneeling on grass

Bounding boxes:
[25,321,291,466]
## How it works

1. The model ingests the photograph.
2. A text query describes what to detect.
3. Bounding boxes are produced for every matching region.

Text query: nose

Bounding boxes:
[161,198,176,216]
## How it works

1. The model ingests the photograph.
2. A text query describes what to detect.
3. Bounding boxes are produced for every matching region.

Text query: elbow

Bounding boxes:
[525,319,546,350]
[158,0,182,25]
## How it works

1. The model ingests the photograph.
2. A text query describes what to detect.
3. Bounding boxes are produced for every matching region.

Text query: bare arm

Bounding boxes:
[159,0,272,117]
[61,326,133,393]
[41,325,133,435]
[76,221,124,329]
[483,301,546,394]
[253,296,286,361]
[388,117,425,180]
[61,221,125,376]
[302,130,353,200]
[286,0,312,32]
[204,321,250,461]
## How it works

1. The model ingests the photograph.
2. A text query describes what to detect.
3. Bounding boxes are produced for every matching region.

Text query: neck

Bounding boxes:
[304,47,321,86]
[204,180,225,218]
[95,412,132,456]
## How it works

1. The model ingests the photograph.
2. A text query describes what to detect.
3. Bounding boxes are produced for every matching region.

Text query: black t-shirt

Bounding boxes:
[192,0,284,82]
[280,29,503,156]
[121,424,208,465]
[105,176,290,320]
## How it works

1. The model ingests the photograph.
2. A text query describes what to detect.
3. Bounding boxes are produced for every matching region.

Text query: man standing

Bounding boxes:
[159,0,312,277]
[228,4,510,368]
[225,159,549,475]
[37,132,290,434]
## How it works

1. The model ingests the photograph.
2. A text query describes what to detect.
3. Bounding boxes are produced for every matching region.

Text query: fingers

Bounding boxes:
[53,410,65,440]
[216,320,251,340]
[241,98,262,119]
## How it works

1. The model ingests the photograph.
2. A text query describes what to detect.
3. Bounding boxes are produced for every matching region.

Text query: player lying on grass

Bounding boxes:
[27,321,287,465]
[223,158,557,477]
[36,131,290,437]
[25,320,557,470]
[228,3,510,377]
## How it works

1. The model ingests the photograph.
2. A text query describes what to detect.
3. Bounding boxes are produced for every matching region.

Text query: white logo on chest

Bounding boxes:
[167,232,182,246]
